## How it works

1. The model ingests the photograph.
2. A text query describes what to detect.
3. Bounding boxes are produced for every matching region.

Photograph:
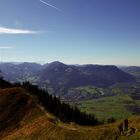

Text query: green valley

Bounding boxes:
[71,95,140,122]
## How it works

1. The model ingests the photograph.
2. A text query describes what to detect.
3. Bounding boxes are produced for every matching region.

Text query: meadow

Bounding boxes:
[73,95,140,122]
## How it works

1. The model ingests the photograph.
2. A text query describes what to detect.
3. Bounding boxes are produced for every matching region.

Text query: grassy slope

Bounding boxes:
[0,87,45,139]
[4,115,140,140]
[1,87,140,140]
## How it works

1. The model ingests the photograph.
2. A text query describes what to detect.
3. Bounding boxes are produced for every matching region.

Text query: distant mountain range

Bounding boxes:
[2,78,140,140]
[120,66,140,82]
[0,61,137,98]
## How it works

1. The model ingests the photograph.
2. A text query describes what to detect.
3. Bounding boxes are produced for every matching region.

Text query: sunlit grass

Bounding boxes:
[76,95,135,121]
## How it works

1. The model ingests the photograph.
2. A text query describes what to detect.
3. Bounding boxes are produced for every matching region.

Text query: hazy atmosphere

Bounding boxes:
[0,0,140,65]
[1,1,140,139]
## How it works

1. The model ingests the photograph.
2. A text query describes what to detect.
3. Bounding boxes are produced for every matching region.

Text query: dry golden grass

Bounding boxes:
[0,87,44,139]
[4,115,140,140]
[1,87,140,140]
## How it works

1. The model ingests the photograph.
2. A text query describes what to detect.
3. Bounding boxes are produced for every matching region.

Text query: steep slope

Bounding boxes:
[120,66,140,81]
[120,66,140,74]
[1,87,140,140]
[0,87,44,139]
[3,111,140,140]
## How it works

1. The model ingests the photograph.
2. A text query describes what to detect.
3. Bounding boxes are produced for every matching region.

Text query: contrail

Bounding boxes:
[39,0,61,11]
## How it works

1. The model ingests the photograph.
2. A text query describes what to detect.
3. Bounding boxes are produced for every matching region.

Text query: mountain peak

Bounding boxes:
[45,61,67,69]
[48,61,66,66]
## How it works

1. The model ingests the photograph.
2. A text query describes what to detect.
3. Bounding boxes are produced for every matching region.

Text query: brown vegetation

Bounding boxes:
[0,87,44,139]
[1,87,140,140]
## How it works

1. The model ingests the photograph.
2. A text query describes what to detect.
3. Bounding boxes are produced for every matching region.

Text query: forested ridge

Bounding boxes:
[0,78,99,125]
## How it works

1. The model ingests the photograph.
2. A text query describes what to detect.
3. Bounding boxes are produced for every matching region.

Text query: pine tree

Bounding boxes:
[22,81,99,125]
[0,70,3,80]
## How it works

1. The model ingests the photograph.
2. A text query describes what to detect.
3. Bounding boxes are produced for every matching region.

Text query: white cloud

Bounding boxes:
[0,46,14,49]
[0,27,37,34]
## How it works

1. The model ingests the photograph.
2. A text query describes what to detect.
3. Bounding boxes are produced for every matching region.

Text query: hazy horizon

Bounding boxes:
[0,0,140,66]
[0,60,140,67]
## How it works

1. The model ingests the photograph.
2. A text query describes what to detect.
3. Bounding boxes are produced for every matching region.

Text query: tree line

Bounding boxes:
[0,76,99,125]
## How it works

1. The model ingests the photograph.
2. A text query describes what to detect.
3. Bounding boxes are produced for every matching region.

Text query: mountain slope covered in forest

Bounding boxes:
[0,62,135,98]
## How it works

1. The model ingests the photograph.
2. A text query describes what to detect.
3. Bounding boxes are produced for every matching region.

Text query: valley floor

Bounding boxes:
[71,94,140,121]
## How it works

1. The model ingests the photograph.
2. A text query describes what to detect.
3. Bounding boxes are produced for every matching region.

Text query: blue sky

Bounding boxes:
[0,0,140,65]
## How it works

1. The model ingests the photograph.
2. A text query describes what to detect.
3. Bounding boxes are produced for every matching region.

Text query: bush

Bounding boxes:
[107,117,116,123]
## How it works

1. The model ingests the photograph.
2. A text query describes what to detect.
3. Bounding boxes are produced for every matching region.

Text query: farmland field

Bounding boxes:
[71,95,140,121]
